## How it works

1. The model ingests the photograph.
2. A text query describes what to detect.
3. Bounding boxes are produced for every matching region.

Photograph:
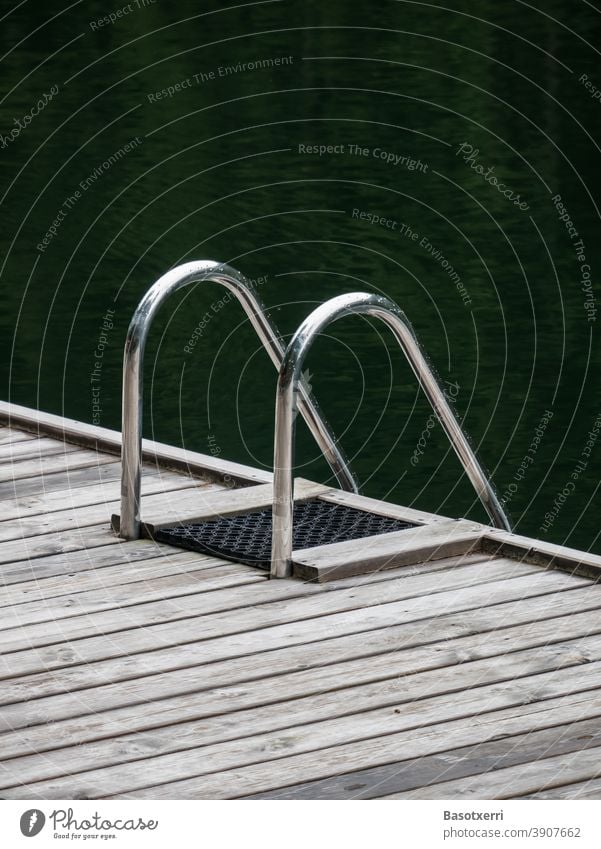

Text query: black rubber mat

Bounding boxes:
[154,498,415,569]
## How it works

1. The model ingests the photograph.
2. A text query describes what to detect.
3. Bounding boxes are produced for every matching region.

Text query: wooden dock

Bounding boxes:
[1,402,601,800]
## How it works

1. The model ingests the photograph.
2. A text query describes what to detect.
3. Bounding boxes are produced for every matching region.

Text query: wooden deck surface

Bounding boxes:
[1,421,600,800]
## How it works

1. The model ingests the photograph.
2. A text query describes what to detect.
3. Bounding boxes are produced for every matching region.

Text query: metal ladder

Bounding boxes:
[119,260,358,540]
[119,262,511,563]
[271,291,511,578]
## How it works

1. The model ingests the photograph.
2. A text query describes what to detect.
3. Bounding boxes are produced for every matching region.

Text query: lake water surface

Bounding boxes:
[1,0,600,552]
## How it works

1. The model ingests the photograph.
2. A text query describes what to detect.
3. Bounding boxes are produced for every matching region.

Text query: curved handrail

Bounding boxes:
[271,292,511,577]
[119,261,358,540]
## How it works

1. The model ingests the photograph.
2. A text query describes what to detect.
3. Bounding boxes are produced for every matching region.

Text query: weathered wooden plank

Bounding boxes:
[0,467,203,522]
[0,561,265,629]
[0,523,118,567]
[0,550,488,608]
[0,428,38,446]
[0,549,485,624]
[0,538,178,585]
[0,437,81,464]
[13,657,600,800]
[293,519,485,582]
[383,744,601,799]
[254,716,601,799]
[0,479,225,543]
[0,549,242,607]
[2,609,601,783]
[0,401,272,486]
[0,568,587,679]
[0,449,117,483]
[115,673,601,800]
[0,565,589,717]
[523,779,601,799]
[0,461,124,499]
[0,557,554,655]
[133,479,330,536]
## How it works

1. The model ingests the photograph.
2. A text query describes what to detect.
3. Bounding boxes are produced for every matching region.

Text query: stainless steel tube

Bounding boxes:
[119,261,358,540]
[271,292,511,578]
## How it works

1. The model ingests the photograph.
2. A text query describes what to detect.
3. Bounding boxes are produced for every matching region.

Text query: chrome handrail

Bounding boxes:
[271,292,511,578]
[119,261,358,540]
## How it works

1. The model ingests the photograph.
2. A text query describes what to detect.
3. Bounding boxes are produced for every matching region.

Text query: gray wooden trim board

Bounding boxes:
[482,527,601,581]
[0,408,600,800]
[292,519,485,582]
[134,480,331,536]
[0,401,272,487]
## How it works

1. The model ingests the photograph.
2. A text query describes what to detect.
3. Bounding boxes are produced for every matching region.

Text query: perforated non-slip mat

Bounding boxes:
[154,498,415,569]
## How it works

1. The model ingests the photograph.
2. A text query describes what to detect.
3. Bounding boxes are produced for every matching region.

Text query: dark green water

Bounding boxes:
[2,0,601,551]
